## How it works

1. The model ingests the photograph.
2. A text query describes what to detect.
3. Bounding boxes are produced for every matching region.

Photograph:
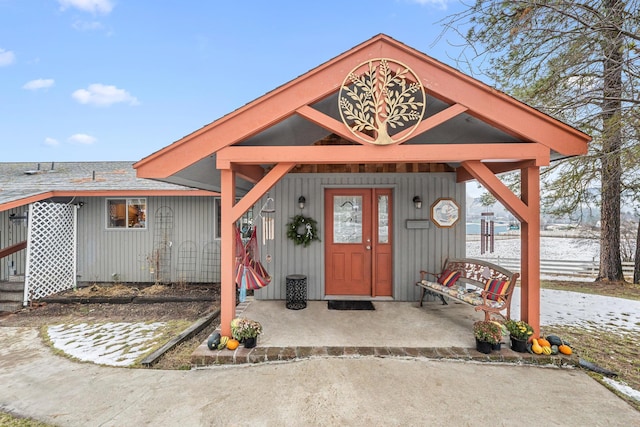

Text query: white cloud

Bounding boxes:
[58,0,114,15]
[0,48,16,67]
[44,137,60,146]
[68,133,97,145]
[72,20,104,31]
[408,0,452,9]
[72,83,139,107]
[23,78,55,90]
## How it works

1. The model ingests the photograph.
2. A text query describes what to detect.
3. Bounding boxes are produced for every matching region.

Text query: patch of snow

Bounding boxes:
[510,288,640,331]
[602,377,640,402]
[47,322,165,366]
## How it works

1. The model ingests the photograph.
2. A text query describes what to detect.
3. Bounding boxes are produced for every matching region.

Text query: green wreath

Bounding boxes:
[286,215,320,247]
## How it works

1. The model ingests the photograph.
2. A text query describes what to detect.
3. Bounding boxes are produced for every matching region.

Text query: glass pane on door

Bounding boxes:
[333,196,362,243]
[378,195,389,244]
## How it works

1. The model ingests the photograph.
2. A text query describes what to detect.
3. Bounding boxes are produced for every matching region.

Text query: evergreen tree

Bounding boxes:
[443,0,640,281]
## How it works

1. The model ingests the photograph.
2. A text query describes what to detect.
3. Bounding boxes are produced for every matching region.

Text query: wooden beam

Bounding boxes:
[219,169,237,337]
[216,143,550,167]
[0,241,27,259]
[456,160,537,182]
[231,163,296,221]
[231,164,264,184]
[520,166,541,335]
[295,105,367,144]
[460,160,530,222]
[394,103,469,143]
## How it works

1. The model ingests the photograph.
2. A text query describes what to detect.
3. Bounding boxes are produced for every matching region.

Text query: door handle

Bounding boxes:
[366,245,371,250]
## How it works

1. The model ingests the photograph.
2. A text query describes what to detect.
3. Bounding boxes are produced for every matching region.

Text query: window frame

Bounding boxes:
[106,198,147,230]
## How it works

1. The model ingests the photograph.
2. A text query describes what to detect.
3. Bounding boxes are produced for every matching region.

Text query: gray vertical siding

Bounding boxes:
[0,208,29,280]
[76,196,217,284]
[254,173,465,302]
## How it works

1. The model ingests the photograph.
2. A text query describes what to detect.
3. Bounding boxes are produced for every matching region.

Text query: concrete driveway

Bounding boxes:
[1,327,638,427]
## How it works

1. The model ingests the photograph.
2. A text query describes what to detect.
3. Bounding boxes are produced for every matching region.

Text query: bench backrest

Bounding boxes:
[444,258,518,290]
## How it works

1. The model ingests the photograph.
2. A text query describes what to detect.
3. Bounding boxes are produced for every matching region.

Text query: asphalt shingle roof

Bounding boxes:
[0,161,202,206]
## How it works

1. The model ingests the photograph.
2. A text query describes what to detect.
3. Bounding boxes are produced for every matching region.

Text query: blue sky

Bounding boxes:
[1,0,471,163]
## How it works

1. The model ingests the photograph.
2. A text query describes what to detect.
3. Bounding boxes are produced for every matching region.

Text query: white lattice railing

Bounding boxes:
[24,202,77,304]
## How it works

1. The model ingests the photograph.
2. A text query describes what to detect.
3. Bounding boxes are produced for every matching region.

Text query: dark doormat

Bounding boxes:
[328,300,375,310]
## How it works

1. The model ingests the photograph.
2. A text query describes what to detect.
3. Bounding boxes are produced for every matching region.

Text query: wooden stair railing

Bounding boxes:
[0,241,27,259]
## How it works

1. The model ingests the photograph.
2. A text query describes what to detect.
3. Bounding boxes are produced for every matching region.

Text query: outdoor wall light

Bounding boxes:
[298,196,306,210]
[9,212,28,224]
[413,196,423,209]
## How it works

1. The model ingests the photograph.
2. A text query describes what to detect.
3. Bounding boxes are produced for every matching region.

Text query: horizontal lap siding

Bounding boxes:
[76,196,216,284]
[254,173,464,302]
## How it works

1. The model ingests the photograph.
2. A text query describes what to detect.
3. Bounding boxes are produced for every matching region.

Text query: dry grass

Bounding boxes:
[540,279,640,411]
[0,412,52,427]
[149,322,218,370]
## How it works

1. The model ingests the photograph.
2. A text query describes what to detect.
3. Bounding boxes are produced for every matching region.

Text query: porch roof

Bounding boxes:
[134,34,591,192]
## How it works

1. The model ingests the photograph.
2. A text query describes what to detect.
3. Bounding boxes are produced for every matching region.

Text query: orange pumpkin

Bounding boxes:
[558,344,572,355]
[226,339,240,350]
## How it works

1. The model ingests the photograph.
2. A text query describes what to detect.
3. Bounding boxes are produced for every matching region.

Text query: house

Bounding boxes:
[0,161,218,311]
[135,34,591,336]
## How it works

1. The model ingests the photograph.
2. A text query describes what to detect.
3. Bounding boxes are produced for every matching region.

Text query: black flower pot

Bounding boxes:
[244,337,257,348]
[511,336,528,353]
[475,338,493,354]
[492,342,502,351]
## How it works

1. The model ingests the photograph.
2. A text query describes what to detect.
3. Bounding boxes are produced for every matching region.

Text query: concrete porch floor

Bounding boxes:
[191,297,571,367]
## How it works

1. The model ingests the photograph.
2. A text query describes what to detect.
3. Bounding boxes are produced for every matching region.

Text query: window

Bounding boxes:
[214,198,253,239]
[107,198,146,229]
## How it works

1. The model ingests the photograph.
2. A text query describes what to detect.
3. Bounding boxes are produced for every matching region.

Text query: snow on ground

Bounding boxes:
[603,378,640,402]
[467,236,600,261]
[510,288,640,332]
[47,322,166,366]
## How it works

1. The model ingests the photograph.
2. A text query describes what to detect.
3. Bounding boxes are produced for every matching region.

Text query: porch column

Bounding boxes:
[521,166,541,334]
[220,168,237,337]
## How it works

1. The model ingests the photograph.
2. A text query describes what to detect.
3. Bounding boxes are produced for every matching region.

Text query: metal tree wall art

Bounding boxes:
[339,58,425,145]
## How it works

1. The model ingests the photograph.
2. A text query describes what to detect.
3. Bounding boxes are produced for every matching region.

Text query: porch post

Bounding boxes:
[521,166,541,334]
[220,168,237,337]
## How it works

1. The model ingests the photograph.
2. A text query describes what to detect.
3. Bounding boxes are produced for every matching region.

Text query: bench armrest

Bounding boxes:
[419,270,440,281]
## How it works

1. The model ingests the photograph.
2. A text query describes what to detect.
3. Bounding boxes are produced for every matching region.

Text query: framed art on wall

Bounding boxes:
[431,198,460,228]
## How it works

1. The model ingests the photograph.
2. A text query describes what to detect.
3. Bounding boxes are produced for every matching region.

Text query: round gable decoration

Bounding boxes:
[338,58,425,146]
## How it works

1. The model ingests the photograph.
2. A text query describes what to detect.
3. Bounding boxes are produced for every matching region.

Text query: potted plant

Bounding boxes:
[230,317,263,348]
[473,320,502,354]
[505,319,534,353]
[489,321,509,350]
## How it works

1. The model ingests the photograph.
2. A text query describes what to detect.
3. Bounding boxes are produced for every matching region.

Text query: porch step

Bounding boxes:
[0,300,22,313]
[0,281,25,312]
[0,281,25,292]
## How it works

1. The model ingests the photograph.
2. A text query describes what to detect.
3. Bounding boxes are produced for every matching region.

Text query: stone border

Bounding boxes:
[191,343,578,368]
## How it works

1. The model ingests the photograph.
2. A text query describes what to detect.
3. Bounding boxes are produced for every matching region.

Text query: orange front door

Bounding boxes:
[324,188,393,297]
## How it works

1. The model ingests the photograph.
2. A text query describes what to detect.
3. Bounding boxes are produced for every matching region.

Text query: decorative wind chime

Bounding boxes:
[480,211,495,254]
[260,194,276,263]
